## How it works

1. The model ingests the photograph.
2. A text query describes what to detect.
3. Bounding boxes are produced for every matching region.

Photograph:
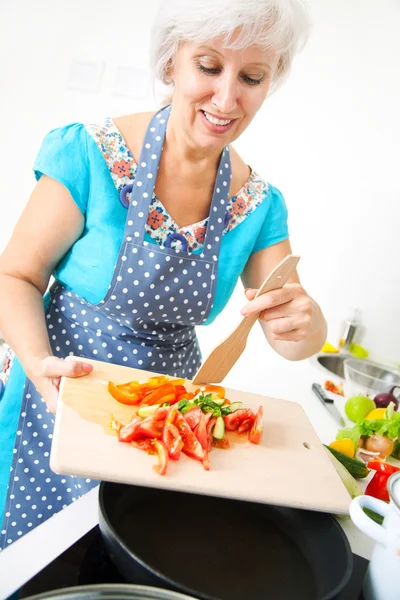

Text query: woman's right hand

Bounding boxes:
[29,356,93,414]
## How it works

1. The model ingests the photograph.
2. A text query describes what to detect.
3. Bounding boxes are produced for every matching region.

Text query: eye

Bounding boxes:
[241,74,265,86]
[196,62,221,76]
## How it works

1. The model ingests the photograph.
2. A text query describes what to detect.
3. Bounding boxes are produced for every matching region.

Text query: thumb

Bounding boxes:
[42,356,93,378]
[244,288,257,300]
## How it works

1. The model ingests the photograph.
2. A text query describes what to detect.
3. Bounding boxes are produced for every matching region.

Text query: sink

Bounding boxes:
[317,355,346,378]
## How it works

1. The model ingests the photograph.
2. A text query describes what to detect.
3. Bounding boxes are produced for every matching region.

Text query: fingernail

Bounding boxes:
[244,288,250,294]
[240,306,247,316]
[82,363,93,373]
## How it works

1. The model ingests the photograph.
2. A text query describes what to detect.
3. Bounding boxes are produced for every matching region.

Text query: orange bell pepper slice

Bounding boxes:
[108,381,142,405]
[140,383,176,406]
[195,384,226,398]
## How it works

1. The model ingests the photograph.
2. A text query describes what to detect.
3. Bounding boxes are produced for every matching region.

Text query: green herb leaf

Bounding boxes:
[177,399,189,412]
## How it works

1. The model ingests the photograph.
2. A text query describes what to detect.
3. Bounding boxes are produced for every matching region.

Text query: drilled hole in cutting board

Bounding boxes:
[303,442,311,449]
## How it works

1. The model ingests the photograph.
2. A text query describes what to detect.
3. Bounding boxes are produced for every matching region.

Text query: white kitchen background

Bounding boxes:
[0,0,399,398]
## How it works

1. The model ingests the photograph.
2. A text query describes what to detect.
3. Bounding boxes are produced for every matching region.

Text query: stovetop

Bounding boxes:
[16,526,367,600]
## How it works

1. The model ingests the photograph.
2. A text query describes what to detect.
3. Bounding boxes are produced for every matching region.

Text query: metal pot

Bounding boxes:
[98,482,353,600]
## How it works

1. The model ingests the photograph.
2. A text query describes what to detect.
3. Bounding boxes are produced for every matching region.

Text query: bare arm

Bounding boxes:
[241,239,327,361]
[0,175,92,409]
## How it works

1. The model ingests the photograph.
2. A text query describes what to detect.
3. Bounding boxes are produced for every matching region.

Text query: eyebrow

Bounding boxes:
[196,45,272,70]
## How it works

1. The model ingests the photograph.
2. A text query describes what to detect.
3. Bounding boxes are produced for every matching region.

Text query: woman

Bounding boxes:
[0,0,326,549]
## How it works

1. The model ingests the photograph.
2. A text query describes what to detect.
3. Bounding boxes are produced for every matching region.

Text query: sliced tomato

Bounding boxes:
[224,409,253,432]
[175,413,205,461]
[206,417,217,452]
[152,440,169,476]
[183,407,203,430]
[237,410,256,434]
[131,439,156,454]
[249,406,263,444]
[212,435,230,449]
[196,413,209,452]
[163,407,184,460]
[118,417,142,443]
[138,416,163,439]
[195,384,225,398]
[154,406,170,421]
[108,381,142,405]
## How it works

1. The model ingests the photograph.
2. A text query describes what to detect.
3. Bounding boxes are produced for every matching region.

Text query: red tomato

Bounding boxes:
[237,411,256,434]
[249,406,263,444]
[138,416,163,440]
[175,413,205,461]
[212,435,230,449]
[118,417,142,443]
[196,413,209,452]
[224,409,254,432]
[183,407,203,430]
[206,417,217,452]
[162,407,184,460]
[152,440,169,476]
[131,439,156,454]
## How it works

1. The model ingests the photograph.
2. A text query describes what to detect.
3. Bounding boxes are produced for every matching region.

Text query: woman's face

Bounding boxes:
[169,34,279,154]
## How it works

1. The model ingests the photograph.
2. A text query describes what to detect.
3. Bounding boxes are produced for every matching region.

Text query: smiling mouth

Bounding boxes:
[201,110,233,126]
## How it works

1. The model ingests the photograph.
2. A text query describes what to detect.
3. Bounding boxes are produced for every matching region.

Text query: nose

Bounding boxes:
[211,72,238,115]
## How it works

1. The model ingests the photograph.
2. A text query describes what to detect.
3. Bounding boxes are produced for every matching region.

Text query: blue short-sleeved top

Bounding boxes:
[33,119,289,323]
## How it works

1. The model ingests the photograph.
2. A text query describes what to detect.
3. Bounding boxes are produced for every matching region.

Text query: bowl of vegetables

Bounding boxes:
[344,357,400,406]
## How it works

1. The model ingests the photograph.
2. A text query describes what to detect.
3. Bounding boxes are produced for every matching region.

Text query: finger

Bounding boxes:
[42,356,93,378]
[240,286,297,316]
[259,301,293,323]
[268,317,297,336]
[244,288,257,300]
[269,329,305,342]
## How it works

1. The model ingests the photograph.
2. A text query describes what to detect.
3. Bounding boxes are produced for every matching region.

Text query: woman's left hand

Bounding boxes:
[240,283,320,342]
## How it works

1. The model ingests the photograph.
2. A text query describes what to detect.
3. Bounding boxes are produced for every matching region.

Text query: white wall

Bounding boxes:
[0,0,399,389]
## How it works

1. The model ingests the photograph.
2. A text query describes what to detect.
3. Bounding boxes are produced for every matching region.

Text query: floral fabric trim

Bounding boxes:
[0,346,14,391]
[86,118,269,253]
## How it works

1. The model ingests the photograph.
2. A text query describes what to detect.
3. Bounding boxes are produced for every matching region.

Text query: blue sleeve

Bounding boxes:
[33,123,90,215]
[252,185,289,253]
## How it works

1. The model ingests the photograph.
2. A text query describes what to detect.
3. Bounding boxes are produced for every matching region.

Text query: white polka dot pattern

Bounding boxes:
[0,104,231,550]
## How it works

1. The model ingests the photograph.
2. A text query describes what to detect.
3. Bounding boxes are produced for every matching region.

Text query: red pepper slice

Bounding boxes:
[367,461,400,475]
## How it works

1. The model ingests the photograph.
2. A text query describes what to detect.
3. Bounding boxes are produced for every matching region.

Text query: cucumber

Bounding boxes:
[324,447,363,500]
[324,445,369,479]
[213,416,225,440]
[211,398,226,406]
[137,404,160,418]
[228,402,243,412]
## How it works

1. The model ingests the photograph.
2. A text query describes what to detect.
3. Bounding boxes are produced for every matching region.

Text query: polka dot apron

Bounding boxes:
[0,105,232,549]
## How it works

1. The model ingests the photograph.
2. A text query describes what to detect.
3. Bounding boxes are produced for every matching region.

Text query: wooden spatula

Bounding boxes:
[192,254,300,385]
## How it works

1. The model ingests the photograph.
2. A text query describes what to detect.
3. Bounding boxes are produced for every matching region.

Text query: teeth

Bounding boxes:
[203,111,232,126]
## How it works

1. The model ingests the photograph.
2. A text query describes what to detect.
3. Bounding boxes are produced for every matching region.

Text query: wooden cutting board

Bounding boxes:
[51,357,351,515]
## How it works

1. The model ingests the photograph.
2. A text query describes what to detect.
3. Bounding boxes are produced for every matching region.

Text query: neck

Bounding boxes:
[163,109,223,182]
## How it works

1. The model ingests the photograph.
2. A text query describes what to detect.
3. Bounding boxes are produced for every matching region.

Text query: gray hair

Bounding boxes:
[150,0,312,97]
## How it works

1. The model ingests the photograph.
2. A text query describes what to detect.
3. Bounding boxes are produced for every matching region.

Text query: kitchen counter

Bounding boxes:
[0,350,376,600]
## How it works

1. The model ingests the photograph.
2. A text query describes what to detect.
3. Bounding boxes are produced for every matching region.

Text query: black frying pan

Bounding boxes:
[98,482,353,600]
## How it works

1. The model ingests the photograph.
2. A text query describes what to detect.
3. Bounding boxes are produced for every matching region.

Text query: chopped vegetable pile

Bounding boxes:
[107,375,263,475]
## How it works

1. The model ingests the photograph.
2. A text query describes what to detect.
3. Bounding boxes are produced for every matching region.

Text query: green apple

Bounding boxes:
[345,395,376,423]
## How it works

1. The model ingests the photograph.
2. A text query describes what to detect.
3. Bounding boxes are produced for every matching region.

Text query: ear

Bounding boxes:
[164,59,174,84]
